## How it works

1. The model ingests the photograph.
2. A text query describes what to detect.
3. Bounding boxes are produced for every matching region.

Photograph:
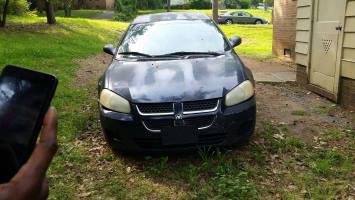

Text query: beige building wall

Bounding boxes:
[294,0,355,109]
[272,0,298,60]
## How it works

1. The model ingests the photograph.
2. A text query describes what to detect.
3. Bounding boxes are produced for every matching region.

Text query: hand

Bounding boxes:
[0,107,58,200]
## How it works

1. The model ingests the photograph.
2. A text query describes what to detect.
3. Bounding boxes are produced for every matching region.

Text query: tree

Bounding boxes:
[212,0,218,23]
[0,0,9,27]
[251,0,260,8]
[115,0,137,21]
[63,0,72,17]
[45,0,56,24]
[166,0,170,12]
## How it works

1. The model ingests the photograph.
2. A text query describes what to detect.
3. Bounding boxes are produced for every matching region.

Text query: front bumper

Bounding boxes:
[100,97,256,153]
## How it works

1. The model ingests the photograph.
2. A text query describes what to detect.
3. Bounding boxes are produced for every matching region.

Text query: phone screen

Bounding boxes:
[0,67,56,165]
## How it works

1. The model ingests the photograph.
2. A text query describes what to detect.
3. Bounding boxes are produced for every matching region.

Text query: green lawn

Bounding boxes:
[39,9,105,19]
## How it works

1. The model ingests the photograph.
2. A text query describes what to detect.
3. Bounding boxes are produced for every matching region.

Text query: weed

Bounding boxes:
[149,156,169,174]
[312,105,337,115]
[291,110,309,116]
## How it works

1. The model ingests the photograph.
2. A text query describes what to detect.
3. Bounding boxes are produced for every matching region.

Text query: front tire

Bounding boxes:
[255,20,262,24]
[226,19,233,25]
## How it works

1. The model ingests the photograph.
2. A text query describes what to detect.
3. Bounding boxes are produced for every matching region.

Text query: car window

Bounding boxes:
[118,20,229,56]
[241,12,251,17]
[231,12,239,16]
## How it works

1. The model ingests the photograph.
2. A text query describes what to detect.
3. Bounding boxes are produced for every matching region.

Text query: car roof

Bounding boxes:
[132,12,211,24]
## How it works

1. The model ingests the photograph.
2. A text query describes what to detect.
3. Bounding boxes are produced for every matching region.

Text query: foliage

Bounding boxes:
[0,0,29,15]
[251,0,261,7]
[52,9,104,18]
[137,0,165,9]
[189,0,211,9]
[238,0,251,9]
[224,0,239,8]
[115,0,137,21]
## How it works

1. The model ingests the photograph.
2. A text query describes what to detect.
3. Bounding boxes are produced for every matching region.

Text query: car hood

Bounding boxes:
[104,53,246,103]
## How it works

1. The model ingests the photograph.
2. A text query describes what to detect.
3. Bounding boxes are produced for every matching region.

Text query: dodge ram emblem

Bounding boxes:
[175,113,183,120]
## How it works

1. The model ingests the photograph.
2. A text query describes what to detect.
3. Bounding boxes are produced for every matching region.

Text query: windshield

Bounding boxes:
[117,20,229,57]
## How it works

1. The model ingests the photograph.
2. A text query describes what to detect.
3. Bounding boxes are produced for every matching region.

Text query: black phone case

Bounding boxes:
[0,65,58,183]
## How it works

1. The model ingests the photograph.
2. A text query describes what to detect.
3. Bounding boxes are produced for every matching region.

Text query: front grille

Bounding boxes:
[183,116,215,128]
[143,115,215,131]
[135,133,226,149]
[136,99,219,115]
[183,99,219,112]
[137,103,173,114]
[143,119,173,130]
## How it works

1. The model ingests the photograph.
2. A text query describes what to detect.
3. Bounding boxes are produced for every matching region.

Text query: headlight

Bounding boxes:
[99,89,131,113]
[225,80,254,106]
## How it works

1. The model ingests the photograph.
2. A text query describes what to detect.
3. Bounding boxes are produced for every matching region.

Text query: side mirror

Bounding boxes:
[229,36,242,48]
[103,44,116,55]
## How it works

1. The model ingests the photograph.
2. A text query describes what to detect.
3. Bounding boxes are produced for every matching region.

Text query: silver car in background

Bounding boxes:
[218,11,268,25]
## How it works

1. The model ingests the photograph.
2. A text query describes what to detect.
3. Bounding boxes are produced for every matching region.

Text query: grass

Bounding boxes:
[39,9,105,19]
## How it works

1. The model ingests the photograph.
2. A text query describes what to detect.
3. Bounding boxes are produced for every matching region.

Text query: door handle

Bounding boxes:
[336,26,343,31]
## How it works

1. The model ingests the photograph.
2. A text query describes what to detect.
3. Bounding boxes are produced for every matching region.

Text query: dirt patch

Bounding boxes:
[242,57,295,72]
[75,53,112,88]
[256,82,354,144]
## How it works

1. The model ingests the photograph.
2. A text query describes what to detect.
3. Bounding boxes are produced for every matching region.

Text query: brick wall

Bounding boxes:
[272,0,298,60]
[340,78,355,110]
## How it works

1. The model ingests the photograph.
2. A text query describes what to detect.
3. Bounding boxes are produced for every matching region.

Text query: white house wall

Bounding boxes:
[342,0,355,79]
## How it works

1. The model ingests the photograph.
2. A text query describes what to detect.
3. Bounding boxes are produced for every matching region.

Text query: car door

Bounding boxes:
[231,12,243,24]
[240,12,253,24]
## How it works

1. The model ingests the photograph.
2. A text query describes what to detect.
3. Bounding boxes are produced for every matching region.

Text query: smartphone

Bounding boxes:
[0,65,58,183]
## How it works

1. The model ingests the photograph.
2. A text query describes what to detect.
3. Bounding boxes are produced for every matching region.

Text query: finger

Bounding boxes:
[40,107,58,146]
[38,178,49,200]
[11,108,58,185]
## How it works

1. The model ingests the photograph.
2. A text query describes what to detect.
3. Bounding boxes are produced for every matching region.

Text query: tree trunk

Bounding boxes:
[0,0,10,27]
[212,0,218,23]
[167,0,171,12]
[64,4,71,17]
[45,0,56,24]
[264,0,267,11]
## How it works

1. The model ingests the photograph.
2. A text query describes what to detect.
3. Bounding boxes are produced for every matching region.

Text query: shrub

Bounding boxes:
[115,0,137,21]
[189,0,211,9]
[137,0,165,10]
[0,0,29,16]
[224,0,239,9]
[171,3,190,9]
[238,0,251,9]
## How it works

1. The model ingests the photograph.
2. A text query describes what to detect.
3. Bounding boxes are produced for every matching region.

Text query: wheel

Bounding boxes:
[255,20,262,24]
[225,19,233,25]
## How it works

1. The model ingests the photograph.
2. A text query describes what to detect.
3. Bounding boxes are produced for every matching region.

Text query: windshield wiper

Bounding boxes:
[118,52,153,57]
[157,51,223,57]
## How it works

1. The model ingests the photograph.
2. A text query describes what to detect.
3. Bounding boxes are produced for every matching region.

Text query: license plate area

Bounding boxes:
[161,126,197,146]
